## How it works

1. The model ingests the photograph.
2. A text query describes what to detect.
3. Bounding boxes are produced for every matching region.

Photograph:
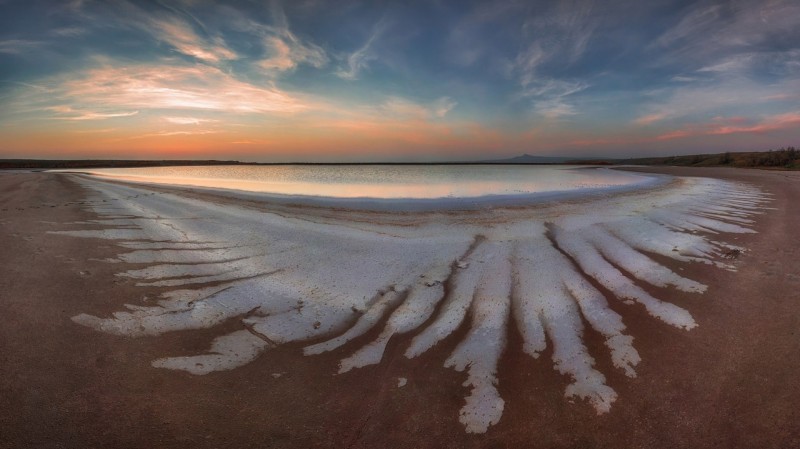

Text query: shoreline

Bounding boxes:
[1,167,799,448]
[60,166,670,213]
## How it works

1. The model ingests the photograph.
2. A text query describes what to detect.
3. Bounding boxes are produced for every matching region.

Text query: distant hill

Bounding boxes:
[481,147,800,169]
[478,154,580,164]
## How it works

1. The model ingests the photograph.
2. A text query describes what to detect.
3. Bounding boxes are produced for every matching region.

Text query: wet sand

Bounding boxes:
[1,167,799,448]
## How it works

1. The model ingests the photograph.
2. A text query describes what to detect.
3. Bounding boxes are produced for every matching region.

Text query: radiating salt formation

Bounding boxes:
[55,173,771,433]
[303,289,402,356]
[404,240,492,358]
[338,261,455,373]
[513,239,629,412]
[444,241,511,433]
[551,223,698,330]
[152,330,269,375]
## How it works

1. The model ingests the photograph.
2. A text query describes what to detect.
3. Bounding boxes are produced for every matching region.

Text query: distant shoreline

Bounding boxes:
[0,146,797,169]
[0,159,603,170]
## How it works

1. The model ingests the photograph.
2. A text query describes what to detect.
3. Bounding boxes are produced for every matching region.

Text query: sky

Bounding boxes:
[0,0,799,162]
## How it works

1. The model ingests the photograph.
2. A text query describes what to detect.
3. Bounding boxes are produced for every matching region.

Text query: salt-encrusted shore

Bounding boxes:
[1,167,799,448]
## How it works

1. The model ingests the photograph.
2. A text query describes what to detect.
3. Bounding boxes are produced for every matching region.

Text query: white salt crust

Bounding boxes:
[55,173,770,433]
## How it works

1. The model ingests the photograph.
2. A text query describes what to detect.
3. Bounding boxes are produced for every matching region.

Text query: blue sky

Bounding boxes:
[1,0,798,161]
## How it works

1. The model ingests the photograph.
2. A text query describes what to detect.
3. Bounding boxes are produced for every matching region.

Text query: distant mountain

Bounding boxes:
[478,154,583,164]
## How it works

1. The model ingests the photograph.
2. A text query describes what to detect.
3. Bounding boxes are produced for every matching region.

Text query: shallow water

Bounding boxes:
[78,165,656,200]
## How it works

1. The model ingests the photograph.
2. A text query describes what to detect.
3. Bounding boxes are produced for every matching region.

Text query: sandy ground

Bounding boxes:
[0,167,799,448]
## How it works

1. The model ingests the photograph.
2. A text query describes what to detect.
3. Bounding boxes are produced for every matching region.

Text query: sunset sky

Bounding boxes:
[1,0,799,162]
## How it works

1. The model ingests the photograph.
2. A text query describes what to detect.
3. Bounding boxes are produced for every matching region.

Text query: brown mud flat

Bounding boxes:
[0,167,799,448]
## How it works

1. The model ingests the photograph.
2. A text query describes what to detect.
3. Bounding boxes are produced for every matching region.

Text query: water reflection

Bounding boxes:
[80,165,653,199]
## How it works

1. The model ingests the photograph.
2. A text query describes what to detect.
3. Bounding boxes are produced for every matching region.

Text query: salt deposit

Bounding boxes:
[54,172,770,433]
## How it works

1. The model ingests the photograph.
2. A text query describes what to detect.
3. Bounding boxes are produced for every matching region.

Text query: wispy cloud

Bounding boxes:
[514,0,596,77]
[124,129,220,140]
[521,79,589,118]
[46,105,139,121]
[48,61,319,115]
[632,76,799,125]
[671,75,699,83]
[634,112,669,126]
[445,2,521,67]
[654,5,722,48]
[336,21,386,80]
[656,112,800,140]
[431,97,458,118]
[652,0,800,75]
[697,54,756,73]
[258,35,326,73]
[50,27,88,38]
[510,0,596,118]
[163,116,216,125]
[0,39,43,54]
[72,1,238,64]
[0,80,51,92]
[380,96,457,120]
[220,2,327,76]
[72,127,118,134]
[655,129,691,141]
[149,16,237,63]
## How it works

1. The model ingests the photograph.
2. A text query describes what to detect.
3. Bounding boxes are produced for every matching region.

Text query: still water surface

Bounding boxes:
[82,165,656,200]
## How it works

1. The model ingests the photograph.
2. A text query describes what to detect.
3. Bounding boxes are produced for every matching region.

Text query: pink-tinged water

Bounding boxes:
[78,165,656,200]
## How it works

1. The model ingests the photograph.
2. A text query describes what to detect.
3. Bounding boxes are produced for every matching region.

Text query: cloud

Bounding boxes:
[41,61,320,117]
[655,5,722,48]
[163,116,216,125]
[514,0,596,80]
[0,80,50,92]
[514,43,547,88]
[697,54,756,73]
[521,79,589,118]
[73,1,238,64]
[634,113,669,125]
[258,35,327,73]
[124,129,220,140]
[216,2,327,76]
[72,127,118,134]
[445,1,522,67]
[431,97,458,118]
[506,0,596,118]
[708,112,800,135]
[336,21,386,80]
[652,0,800,75]
[50,27,88,38]
[633,76,799,125]
[380,96,457,120]
[655,112,800,140]
[522,79,587,98]
[533,99,579,119]
[671,76,699,83]
[0,39,43,54]
[56,0,326,73]
[655,129,692,141]
[46,106,140,121]
[149,17,237,63]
